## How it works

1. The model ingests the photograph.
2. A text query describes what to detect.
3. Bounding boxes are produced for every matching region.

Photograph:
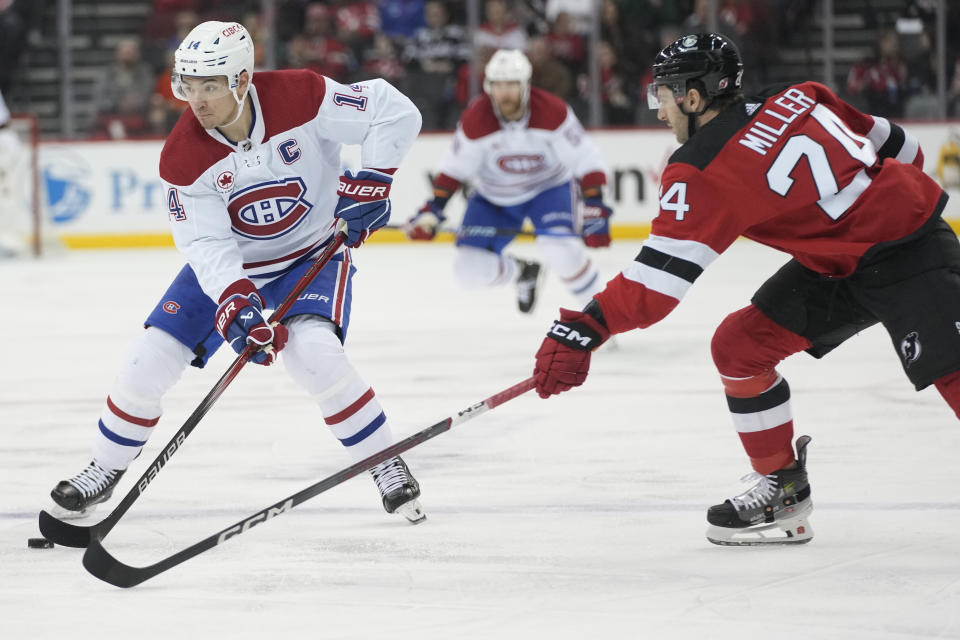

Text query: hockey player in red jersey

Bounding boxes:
[49,21,427,524]
[405,49,613,314]
[532,33,957,545]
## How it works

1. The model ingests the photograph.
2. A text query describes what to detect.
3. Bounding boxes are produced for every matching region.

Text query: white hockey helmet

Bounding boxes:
[171,21,254,111]
[483,49,532,96]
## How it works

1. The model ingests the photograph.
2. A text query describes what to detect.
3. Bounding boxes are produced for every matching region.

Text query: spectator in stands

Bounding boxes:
[287,3,355,82]
[379,0,426,42]
[846,29,909,118]
[600,0,646,80]
[682,0,738,40]
[360,32,406,85]
[545,0,593,34]
[577,40,636,125]
[528,35,571,99]
[403,0,469,129]
[148,47,183,135]
[590,40,633,125]
[475,0,527,52]
[93,37,155,139]
[332,0,380,58]
[455,46,495,110]
[546,11,585,75]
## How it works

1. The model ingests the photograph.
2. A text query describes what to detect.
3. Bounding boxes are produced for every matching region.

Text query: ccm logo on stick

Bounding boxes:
[217,499,294,544]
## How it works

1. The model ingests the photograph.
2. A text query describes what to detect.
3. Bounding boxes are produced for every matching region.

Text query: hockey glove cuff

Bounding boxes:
[216,280,288,366]
[534,305,610,398]
[582,191,613,248]
[405,200,447,241]
[335,169,393,248]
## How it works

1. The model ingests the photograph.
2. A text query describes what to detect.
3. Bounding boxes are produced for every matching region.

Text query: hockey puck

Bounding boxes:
[27,537,54,549]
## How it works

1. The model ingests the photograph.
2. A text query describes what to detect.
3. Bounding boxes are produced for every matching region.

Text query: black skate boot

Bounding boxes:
[370,456,425,524]
[706,435,813,546]
[51,460,125,516]
[515,258,543,314]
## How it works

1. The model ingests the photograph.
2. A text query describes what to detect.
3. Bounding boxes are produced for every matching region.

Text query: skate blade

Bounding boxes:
[47,502,98,520]
[706,516,813,546]
[394,499,426,525]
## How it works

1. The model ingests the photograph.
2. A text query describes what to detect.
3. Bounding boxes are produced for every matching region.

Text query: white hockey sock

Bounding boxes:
[282,316,393,461]
[453,245,519,288]
[536,235,602,306]
[91,327,193,471]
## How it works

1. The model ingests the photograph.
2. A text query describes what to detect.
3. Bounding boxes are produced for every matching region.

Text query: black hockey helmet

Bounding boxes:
[651,33,743,102]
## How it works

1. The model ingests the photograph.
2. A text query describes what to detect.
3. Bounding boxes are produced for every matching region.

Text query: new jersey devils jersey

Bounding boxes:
[159,69,421,303]
[433,87,607,205]
[596,81,948,334]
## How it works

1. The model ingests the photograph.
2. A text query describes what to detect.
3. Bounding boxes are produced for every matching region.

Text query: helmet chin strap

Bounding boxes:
[220,84,251,128]
[679,97,711,138]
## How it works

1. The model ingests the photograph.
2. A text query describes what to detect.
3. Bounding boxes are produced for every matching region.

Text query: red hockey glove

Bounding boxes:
[405,200,447,241]
[215,280,289,366]
[534,306,610,398]
[582,195,613,248]
[335,169,393,248]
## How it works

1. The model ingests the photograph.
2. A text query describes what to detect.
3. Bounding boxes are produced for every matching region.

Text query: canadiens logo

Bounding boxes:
[162,301,181,314]
[216,171,235,193]
[900,331,921,367]
[227,177,313,240]
[497,154,546,174]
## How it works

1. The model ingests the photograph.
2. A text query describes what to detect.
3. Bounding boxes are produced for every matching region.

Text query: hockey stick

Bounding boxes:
[387,223,580,238]
[38,233,347,548]
[82,376,536,588]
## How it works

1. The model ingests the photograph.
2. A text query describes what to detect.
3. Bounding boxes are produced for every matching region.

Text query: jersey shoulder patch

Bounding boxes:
[460,95,500,140]
[159,109,231,187]
[527,88,568,131]
[257,69,326,142]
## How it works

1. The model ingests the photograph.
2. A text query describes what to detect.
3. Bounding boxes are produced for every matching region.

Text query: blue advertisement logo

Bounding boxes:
[42,149,92,224]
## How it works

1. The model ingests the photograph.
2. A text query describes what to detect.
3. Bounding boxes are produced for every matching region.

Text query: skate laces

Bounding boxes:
[728,472,778,511]
[68,462,119,498]
[371,458,408,496]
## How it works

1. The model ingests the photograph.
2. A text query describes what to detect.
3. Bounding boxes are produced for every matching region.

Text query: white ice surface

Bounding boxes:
[2,240,959,639]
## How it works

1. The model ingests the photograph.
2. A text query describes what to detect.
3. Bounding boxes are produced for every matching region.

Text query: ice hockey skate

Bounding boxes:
[370,456,425,524]
[50,460,125,518]
[515,258,543,314]
[706,435,813,546]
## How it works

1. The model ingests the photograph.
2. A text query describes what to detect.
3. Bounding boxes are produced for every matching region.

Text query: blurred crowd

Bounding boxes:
[1,0,958,139]
[104,0,798,136]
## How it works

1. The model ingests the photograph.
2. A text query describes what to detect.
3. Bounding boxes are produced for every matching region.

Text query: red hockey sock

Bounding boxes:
[722,373,797,474]
[713,305,812,475]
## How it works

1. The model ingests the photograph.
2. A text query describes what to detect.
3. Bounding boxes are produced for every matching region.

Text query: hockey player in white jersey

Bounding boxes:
[49,21,427,524]
[405,49,613,313]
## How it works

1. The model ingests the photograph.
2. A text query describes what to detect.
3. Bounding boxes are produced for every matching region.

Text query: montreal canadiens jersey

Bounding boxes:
[159,69,421,303]
[596,81,948,334]
[433,88,607,206]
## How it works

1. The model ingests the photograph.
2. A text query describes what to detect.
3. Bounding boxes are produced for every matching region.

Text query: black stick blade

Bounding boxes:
[38,510,95,548]
[83,539,150,588]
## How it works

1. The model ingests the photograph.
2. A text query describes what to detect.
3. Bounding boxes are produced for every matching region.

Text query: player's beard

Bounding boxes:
[497,97,523,121]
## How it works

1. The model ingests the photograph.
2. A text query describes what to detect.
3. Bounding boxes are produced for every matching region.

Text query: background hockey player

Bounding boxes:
[49,20,427,524]
[531,33,957,545]
[405,48,613,314]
